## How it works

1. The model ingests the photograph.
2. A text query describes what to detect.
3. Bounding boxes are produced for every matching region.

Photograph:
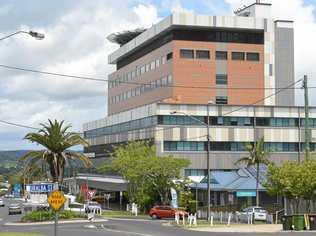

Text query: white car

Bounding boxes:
[66,202,85,214]
[0,198,4,207]
[85,201,102,214]
[241,206,267,221]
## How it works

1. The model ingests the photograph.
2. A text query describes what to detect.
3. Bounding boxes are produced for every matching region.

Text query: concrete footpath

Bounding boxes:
[189,224,283,233]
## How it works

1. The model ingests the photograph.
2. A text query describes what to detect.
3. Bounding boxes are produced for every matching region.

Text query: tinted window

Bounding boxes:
[166,52,173,61]
[196,50,210,59]
[180,49,194,59]
[216,74,227,85]
[232,52,245,60]
[247,52,260,61]
[216,96,228,104]
[216,51,227,60]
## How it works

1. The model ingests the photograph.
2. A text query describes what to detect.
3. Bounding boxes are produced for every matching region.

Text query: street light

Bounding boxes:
[171,100,214,220]
[0,30,45,41]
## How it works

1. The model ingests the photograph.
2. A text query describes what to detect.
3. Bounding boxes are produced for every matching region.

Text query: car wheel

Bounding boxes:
[151,214,158,219]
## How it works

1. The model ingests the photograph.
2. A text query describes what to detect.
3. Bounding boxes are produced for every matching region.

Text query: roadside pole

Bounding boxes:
[48,190,66,236]
[303,75,310,160]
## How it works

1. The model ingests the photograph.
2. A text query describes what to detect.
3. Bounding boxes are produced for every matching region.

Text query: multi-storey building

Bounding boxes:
[83,2,307,206]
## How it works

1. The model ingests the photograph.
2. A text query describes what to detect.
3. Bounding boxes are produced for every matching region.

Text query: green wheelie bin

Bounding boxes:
[292,215,305,231]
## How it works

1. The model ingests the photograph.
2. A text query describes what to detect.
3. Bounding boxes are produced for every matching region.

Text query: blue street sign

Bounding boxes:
[236,191,256,197]
[26,183,54,193]
[13,184,21,198]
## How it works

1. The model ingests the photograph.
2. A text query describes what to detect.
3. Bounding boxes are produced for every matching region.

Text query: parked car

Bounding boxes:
[0,198,4,207]
[241,206,267,221]
[8,203,22,215]
[4,194,14,198]
[66,202,85,214]
[149,205,188,219]
[85,201,102,214]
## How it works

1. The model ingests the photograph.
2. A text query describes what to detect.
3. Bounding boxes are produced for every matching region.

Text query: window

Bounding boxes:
[247,52,260,61]
[150,61,156,70]
[180,49,194,59]
[196,50,210,59]
[140,65,145,74]
[216,74,227,85]
[156,59,160,68]
[232,52,245,60]
[216,96,228,104]
[166,52,173,61]
[145,64,150,72]
[216,51,227,60]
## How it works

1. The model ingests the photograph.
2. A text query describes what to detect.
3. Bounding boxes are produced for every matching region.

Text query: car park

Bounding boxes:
[8,203,22,215]
[149,205,188,219]
[0,198,4,207]
[241,206,267,221]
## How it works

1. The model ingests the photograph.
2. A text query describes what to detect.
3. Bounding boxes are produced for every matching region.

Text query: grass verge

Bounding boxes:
[102,210,150,219]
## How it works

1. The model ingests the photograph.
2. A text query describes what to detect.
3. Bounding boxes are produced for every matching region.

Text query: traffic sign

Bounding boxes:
[47,190,66,211]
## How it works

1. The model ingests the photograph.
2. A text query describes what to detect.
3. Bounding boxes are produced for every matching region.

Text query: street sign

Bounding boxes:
[236,191,256,197]
[26,183,55,193]
[47,190,66,211]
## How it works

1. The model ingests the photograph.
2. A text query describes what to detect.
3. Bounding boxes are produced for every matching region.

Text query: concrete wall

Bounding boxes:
[275,22,295,106]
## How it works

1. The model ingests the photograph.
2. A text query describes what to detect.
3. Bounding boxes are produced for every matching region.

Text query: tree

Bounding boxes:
[265,160,316,213]
[99,141,190,210]
[20,119,92,185]
[235,137,270,206]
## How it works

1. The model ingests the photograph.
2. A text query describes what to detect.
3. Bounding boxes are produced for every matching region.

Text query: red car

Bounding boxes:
[149,205,188,219]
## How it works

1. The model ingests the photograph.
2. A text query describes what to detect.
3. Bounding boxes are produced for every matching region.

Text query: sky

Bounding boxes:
[0,0,316,150]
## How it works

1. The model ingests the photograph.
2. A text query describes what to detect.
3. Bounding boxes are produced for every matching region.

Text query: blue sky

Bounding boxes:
[0,0,316,150]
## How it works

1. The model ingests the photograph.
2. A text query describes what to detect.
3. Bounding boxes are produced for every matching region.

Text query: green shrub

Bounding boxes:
[22,210,83,222]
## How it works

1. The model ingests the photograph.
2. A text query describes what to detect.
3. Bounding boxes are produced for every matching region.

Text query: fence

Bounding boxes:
[197,210,274,224]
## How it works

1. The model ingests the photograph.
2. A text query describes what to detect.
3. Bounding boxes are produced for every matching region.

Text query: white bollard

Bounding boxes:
[220,211,223,224]
[182,212,185,225]
[175,212,180,225]
[210,215,214,226]
[227,213,231,226]
[193,213,197,226]
[188,214,193,227]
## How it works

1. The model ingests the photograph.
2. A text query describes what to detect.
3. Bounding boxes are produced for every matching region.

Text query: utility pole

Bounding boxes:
[303,75,310,160]
[206,104,211,221]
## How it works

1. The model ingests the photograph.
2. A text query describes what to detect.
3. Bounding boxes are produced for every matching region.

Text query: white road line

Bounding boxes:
[102,227,153,236]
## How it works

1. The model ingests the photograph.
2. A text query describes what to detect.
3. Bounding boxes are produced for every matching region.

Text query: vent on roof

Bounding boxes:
[107,28,147,46]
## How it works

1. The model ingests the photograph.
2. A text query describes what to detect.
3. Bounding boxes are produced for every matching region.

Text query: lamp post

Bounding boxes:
[171,101,214,221]
[0,30,45,41]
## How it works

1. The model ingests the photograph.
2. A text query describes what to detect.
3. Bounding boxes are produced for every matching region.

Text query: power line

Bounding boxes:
[0,64,307,90]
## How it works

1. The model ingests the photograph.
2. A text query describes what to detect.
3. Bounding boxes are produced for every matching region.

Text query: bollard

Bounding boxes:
[220,211,223,224]
[193,213,197,226]
[175,212,179,225]
[210,215,214,226]
[182,213,185,226]
[227,213,231,226]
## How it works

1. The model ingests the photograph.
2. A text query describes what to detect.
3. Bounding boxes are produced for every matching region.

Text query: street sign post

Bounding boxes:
[47,190,66,236]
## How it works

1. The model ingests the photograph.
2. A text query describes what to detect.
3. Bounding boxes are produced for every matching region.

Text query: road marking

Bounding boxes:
[101,227,153,236]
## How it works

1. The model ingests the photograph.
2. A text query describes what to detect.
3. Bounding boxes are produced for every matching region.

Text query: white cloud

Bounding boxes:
[0,0,160,150]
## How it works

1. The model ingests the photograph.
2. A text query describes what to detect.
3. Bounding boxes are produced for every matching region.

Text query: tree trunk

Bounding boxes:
[256,163,259,206]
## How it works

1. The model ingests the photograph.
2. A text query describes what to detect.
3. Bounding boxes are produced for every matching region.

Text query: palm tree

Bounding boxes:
[235,137,270,206]
[20,119,92,185]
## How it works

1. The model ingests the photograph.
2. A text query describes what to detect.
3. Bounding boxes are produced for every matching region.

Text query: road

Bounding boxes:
[0,198,315,236]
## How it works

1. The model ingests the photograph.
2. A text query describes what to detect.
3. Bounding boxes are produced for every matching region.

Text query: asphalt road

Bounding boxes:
[0,198,315,236]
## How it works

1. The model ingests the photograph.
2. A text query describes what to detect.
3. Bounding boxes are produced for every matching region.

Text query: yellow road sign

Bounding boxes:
[48,190,66,211]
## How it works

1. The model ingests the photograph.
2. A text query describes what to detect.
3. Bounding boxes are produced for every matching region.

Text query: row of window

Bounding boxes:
[180,49,260,61]
[84,116,157,139]
[164,141,316,152]
[109,75,173,105]
[184,169,207,177]
[109,52,173,89]
[159,116,316,128]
